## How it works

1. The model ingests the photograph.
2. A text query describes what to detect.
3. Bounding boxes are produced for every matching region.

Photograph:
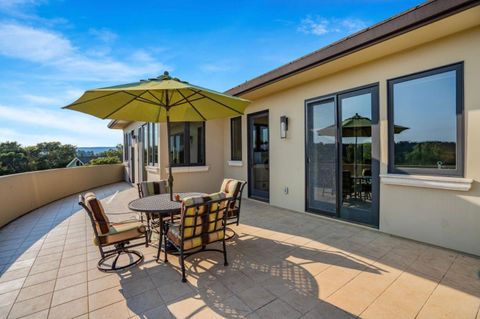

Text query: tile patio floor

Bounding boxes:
[0,182,479,319]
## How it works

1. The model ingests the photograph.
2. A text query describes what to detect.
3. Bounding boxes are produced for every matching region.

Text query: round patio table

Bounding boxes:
[128,192,204,261]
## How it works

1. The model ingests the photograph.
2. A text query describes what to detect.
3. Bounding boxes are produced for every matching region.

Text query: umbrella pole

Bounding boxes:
[166,113,174,201]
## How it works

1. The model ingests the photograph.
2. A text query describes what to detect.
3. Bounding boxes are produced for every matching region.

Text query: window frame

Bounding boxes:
[387,62,464,177]
[169,121,206,167]
[230,116,242,161]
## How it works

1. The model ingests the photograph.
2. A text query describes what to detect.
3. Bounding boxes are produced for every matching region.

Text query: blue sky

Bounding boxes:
[0,0,421,147]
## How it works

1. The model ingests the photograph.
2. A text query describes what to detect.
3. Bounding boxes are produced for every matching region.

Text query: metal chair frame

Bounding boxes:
[79,194,148,273]
[163,197,232,282]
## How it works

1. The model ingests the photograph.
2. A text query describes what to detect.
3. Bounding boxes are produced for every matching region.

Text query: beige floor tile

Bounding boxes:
[0,268,30,284]
[157,279,195,303]
[326,262,403,315]
[54,272,87,291]
[89,300,130,319]
[280,288,320,314]
[118,275,155,298]
[236,286,276,311]
[51,282,87,307]
[0,290,19,308]
[15,309,48,319]
[126,289,164,317]
[167,294,221,319]
[360,272,438,319]
[313,264,363,299]
[302,301,355,319]
[416,283,480,319]
[7,293,52,319]
[253,298,301,319]
[23,270,57,288]
[130,304,174,319]
[0,278,25,295]
[87,274,121,294]
[215,294,252,318]
[48,297,88,319]
[16,280,55,302]
[57,262,87,278]
[88,286,125,312]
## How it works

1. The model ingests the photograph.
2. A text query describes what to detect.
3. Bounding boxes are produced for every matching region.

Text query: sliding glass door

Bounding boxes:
[306,85,379,227]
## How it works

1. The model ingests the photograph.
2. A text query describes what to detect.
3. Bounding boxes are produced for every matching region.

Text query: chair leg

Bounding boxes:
[180,250,186,282]
[223,238,229,266]
[163,232,169,263]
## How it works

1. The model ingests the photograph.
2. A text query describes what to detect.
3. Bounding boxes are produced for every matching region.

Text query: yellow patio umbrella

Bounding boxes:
[63,71,250,199]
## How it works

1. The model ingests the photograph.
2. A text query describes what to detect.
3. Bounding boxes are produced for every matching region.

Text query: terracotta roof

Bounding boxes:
[226,0,480,96]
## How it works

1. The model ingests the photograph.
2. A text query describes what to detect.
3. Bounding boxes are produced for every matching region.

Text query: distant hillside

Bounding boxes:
[77,146,116,154]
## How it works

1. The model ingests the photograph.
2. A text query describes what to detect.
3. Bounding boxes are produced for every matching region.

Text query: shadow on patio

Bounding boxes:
[0,182,478,319]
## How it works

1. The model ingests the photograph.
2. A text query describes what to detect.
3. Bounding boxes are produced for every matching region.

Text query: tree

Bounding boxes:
[0,142,29,176]
[25,142,77,171]
[90,156,121,165]
[97,144,123,161]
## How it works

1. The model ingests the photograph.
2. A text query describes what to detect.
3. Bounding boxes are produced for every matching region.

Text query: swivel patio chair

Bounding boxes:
[163,193,232,282]
[79,192,147,272]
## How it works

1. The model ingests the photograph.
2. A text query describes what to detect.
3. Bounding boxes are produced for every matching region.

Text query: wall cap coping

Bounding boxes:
[145,165,160,173]
[228,160,243,167]
[380,174,473,191]
[164,166,210,174]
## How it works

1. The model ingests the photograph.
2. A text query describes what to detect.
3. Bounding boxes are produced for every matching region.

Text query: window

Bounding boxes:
[148,123,159,166]
[230,117,242,161]
[169,122,205,166]
[123,133,129,162]
[388,63,463,176]
[141,124,148,168]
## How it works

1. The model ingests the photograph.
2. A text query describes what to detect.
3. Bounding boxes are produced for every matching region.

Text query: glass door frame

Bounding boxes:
[304,83,380,227]
[247,110,270,202]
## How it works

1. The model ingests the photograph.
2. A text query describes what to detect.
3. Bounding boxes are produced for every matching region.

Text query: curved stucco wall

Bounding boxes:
[0,164,125,228]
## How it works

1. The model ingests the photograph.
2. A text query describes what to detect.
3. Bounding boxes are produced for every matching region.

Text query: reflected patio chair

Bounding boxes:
[163,193,231,282]
[79,192,147,272]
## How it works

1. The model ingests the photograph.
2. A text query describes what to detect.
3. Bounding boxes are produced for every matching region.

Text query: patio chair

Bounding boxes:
[220,178,247,226]
[137,180,171,240]
[79,192,147,273]
[137,180,169,198]
[163,193,232,282]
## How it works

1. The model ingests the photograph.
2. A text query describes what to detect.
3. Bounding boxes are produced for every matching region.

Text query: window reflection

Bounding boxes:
[392,69,458,171]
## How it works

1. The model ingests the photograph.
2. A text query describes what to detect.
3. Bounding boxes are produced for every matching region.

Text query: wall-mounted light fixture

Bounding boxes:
[280,116,288,139]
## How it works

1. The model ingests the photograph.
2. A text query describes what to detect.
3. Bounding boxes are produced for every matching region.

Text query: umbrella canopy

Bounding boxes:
[63,71,250,199]
[316,113,409,137]
[64,71,250,123]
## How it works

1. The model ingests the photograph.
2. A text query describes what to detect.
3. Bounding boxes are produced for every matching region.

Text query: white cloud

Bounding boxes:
[0,104,119,138]
[21,94,62,106]
[0,23,72,62]
[199,62,233,73]
[0,22,169,82]
[298,16,368,36]
[0,127,118,147]
[89,28,118,44]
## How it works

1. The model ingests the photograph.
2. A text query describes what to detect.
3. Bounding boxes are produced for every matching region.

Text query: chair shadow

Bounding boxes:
[118,232,383,318]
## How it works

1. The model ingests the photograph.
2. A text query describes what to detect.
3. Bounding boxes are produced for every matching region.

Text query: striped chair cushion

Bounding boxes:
[139,180,168,197]
[94,221,146,246]
[84,192,110,235]
[167,223,225,250]
[181,196,208,239]
[220,179,241,198]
